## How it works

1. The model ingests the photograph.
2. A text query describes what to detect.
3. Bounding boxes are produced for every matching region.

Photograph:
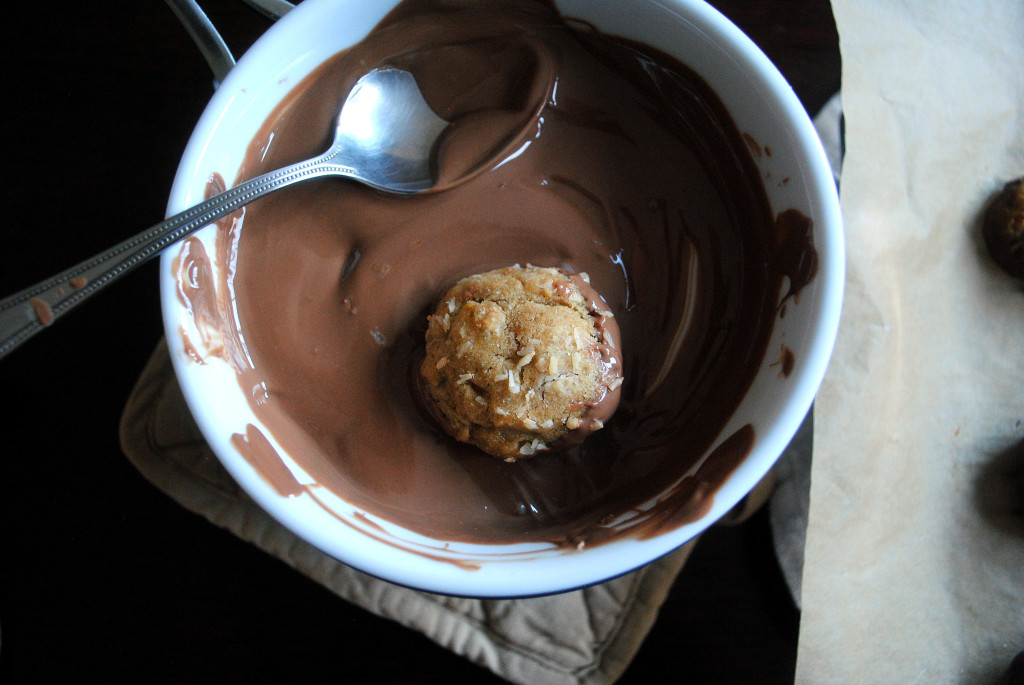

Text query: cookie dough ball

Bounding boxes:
[982,177,1024,280]
[421,265,623,461]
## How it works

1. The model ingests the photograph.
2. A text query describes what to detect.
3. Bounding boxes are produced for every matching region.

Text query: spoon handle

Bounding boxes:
[0,153,352,360]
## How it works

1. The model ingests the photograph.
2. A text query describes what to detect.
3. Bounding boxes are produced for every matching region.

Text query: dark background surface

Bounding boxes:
[0,1,839,682]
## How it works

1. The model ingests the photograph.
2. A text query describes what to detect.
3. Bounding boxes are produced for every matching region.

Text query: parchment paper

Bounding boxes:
[797,1,1024,682]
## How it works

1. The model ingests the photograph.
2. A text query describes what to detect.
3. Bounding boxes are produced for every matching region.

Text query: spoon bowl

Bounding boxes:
[334,68,449,193]
[0,67,447,360]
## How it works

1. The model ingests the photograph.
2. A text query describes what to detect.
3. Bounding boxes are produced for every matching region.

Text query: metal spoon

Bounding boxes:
[0,67,448,360]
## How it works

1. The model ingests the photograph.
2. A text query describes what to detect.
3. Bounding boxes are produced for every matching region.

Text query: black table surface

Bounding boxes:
[0,1,839,682]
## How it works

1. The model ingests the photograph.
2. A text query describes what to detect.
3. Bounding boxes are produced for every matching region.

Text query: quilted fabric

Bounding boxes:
[120,341,716,684]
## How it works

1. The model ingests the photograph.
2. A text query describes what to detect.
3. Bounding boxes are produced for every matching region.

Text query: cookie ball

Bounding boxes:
[982,177,1024,280]
[421,265,623,461]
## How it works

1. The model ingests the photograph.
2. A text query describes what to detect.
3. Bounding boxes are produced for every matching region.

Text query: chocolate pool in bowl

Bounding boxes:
[162,0,843,597]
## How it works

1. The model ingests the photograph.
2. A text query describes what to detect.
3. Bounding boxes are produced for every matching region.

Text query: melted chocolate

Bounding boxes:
[174,0,818,550]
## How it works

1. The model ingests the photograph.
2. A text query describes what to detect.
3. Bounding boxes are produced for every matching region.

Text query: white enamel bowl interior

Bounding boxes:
[161,0,843,597]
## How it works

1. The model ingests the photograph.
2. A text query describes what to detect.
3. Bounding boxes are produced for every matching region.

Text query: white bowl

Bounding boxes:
[162,0,843,597]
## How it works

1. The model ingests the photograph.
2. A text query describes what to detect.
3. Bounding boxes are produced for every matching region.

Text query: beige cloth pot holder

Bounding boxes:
[120,339,776,685]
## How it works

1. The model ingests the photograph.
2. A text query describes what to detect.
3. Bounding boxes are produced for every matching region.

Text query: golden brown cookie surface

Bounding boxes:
[421,265,623,461]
